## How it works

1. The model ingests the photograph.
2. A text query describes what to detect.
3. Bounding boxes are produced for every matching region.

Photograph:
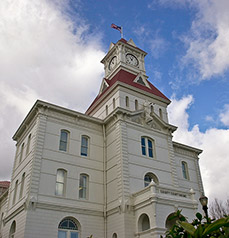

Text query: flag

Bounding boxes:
[111,23,122,33]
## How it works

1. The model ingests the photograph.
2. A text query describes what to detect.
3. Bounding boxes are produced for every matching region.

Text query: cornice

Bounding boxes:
[104,107,177,135]
[173,142,202,157]
[13,100,103,141]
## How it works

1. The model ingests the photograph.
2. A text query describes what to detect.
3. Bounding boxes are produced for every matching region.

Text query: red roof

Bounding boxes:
[0,181,10,188]
[86,69,170,114]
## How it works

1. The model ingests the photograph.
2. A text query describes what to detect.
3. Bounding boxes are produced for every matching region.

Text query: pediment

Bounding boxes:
[133,73,151,89]
[127,109,176,133]
[98,79,109,95]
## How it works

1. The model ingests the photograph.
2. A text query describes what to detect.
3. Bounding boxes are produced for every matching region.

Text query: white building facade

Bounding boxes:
[0,39,204,238]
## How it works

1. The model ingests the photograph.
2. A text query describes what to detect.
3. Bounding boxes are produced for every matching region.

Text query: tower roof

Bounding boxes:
[86,69,170,115]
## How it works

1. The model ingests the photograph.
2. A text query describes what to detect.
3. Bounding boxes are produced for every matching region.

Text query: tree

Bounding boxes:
[209,198,229,219]
[161,210,229,238]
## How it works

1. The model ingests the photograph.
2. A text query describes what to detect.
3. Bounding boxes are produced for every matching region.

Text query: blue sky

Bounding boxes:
[69,0,229,132]
[0,0,229,202]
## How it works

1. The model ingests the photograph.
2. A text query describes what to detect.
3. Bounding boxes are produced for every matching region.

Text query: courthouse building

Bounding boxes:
[0,39,204,238]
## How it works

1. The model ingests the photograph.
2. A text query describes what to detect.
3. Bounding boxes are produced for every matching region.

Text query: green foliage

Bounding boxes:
[161,210,229,238]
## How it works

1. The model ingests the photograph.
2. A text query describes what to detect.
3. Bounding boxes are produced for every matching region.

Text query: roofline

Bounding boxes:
[103,106,177,133]
[86,79,171,115]
[173,141,203,155]
[13,100,103,141]
[0,188,9,201]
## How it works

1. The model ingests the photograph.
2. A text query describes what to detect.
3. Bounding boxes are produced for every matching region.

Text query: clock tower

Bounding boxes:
[101,38,147,79]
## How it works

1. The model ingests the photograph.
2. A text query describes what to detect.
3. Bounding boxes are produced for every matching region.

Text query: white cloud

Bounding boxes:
[219,104,229,126]
[168,95,229,202]
[149,36,168,59]
[0,0,105,180]
[152,0,229,79]
[205,115,214,122]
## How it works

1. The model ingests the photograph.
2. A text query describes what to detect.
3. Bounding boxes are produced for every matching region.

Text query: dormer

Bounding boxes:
[101,39,147,79]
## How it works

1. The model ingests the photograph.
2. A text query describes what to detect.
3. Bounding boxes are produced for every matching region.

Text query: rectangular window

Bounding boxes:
[55,169,66,196]
[12,180,18,205]
[148,139,153,158]
[59,130,68,152]
[141,137,154,158]
[71,232,78,238]
[79,174,88,199]
[19,143,24,163]
[81,136,88,156]
[182,161,189,180]
[26,134,31,155]
[141,137,146,155]
[58,231,67,238]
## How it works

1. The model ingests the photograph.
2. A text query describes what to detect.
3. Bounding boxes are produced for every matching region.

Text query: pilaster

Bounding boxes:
[115,121,130,201]
[28,110,47,201]
[167,135,179,187]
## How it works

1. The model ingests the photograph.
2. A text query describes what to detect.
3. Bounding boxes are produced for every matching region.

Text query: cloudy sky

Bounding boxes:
[1,0,229,203]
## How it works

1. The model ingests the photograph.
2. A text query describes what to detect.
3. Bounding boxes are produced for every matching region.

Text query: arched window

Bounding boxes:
[135,99,138,110]
[150,105,154,114]
[19,173,25,199]
[112,233,118,238]
[138,213,150,232]
[55,169,67,196]
[9,221,16,238]
[106,105,108,116]
[19,143,24,163]
[159,108,163,119]
[79,174,89,199]
[113,98,116,109]
[141,137,154,158]
[58,218,79,238]
[59,130,69,152]
[26,134,31,155]
[165,212,182,230]
[81,136,89,157]
[12,180,18,205]
[182,161,189,180]
[144,173,159,187]
[125,96,129,108]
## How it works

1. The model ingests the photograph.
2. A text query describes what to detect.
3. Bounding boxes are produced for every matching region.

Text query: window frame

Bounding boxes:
[125,96,129,108]
[19,173,25,199]
[159,108,163,119]
[181,161,190,180]
[19,143,24,163]
[135,99,138,110]
[26,134,31,155]
[79,174,89,200]
[58,218,79,238]
[141,137,154,158]
[59,130,69,152]
[9,221,16,238]
[113,98,116,109]
[144,173,159,187]
[80,135,89,157]
[12,180,18,205]
[55,169,67,196]
[138,213,150,232]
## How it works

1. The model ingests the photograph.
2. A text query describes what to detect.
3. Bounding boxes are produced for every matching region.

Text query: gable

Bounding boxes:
[86,69,170,115]
[125,108,177,133]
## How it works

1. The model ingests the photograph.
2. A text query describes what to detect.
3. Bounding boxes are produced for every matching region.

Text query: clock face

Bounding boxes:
[126,54,139,66]
[109,56,117,70]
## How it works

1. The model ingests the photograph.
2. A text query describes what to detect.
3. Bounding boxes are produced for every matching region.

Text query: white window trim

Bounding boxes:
[80,135,90,157]
[79,174,89,200]
[141,137,155,158]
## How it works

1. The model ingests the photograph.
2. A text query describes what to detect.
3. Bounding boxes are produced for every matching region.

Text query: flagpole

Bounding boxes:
[121,26,123,38]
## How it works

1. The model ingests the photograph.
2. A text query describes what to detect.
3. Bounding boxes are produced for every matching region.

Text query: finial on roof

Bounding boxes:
[127,39,136,47]
[109,42,115,51]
